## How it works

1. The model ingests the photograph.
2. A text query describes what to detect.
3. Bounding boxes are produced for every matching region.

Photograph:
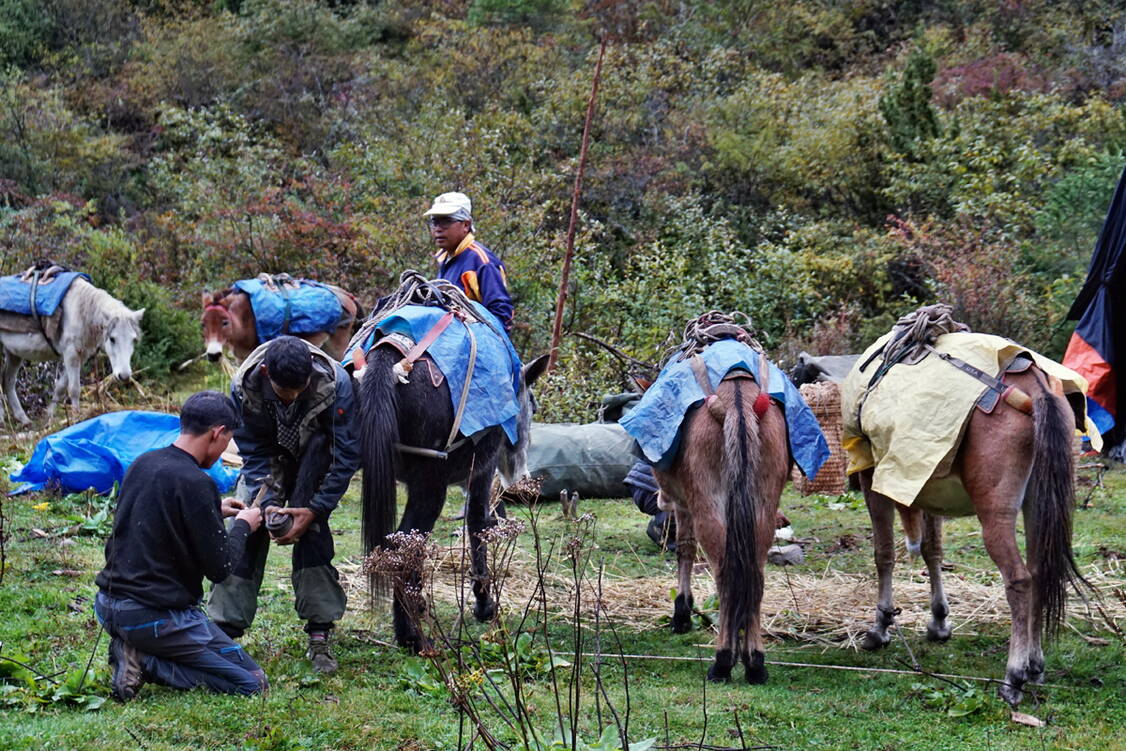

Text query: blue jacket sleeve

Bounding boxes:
[476,262,513,331]
[308,364,361,520]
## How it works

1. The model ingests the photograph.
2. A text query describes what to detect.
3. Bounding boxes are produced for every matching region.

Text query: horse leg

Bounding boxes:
[860,469,898,651]
[391,474,448,652]
[466,453,501,622]
[1,350,29,425]
[670,500,696,634]
[64,349,82,413]
[1022,502,1045,685]
[921,512,952,642]
[46,356,71,420]
[976,499,1033,706]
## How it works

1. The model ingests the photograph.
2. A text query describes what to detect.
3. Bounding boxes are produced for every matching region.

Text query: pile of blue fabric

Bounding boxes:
[233,278,343,343]
[620,338,830,478]
[345,303,523,442]
[0,271,89,317]
[9,411,237,495]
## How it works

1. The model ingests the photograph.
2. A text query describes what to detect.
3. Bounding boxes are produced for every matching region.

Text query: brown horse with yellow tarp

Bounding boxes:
[841,305,1101,708]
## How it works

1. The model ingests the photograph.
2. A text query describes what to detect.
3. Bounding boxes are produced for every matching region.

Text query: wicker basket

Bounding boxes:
[791,380,848,496]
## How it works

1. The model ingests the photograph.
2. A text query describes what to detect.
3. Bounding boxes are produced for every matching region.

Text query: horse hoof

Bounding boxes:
[861,629,890,651]
[925,624,952,642]
[474,599,497,623]
[706,665,732,683]
[998,680,1024,707]
[671,614,692,634]
[744,651,767,685]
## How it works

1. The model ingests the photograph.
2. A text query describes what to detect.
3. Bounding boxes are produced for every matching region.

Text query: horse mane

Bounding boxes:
[67,278,140,344]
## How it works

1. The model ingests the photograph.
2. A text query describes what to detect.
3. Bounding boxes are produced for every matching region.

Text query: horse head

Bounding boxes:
[497,353,549,487]
[103,307,144,381]
[201,290,232,361]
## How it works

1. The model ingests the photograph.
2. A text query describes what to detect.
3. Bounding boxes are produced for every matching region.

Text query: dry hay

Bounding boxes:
[340,540,1126,648]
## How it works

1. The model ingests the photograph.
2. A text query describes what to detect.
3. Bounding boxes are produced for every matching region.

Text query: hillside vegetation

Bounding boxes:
[3,0,1125,418]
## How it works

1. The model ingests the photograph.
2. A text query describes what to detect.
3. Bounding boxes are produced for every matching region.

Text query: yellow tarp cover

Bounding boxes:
[841,332,1101,510]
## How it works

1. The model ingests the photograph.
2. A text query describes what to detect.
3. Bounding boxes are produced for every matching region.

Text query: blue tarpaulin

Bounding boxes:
[344,303,523,443]
[621,339,830,478]
[233,278,343,343]
[0,271,89,317]
[9,411,238,495]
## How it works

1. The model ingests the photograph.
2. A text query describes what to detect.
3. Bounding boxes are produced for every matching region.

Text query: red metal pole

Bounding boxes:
[547,38,607,373]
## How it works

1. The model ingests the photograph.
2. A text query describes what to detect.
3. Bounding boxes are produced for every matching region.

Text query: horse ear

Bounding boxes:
[202,290,212,307]
[631,376,652,393]
[132,308,146,322]
[522,354,550,387]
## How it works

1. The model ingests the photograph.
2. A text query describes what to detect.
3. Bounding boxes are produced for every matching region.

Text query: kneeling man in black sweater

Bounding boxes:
[94,390,265,701]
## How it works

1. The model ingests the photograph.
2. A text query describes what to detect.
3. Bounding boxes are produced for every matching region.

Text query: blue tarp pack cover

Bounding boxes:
[621,338,830,478]
[344,303,523,443]
[233,278,343,343]
[9,411,238,495]
[0,271,90,317]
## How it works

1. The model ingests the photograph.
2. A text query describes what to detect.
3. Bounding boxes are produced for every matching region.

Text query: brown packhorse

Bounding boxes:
[857,366,1087,707]
[201,285,361,362]
[657,372,790,683]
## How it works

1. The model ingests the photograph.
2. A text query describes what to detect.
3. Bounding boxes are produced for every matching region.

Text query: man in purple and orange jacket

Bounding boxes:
[424,191,514,332]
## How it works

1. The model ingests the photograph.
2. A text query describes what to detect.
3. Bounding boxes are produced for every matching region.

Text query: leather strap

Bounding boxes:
[395,311,455,377]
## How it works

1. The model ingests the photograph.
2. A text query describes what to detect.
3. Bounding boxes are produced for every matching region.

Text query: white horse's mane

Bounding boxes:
[65,278,141,347]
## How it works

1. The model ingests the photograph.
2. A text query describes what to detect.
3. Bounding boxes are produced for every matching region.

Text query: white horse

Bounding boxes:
[0,278,144,425]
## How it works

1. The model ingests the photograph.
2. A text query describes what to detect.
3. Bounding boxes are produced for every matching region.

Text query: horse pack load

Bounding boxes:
[621,337,829,479]
[841,309,1100,511]
[840,304,1101,707]
[0,267,90,318]
[232,276,349,343]
[346,299,523,444]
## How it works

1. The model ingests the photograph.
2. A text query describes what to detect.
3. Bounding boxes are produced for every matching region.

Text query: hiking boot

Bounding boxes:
[306,631,338,674]
[108,637,145,702]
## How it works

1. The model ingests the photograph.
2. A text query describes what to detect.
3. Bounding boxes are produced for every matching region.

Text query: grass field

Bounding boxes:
[0,419,1123,751]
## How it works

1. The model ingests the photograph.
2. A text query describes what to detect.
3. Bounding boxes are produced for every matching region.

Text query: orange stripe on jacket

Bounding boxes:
[460,270,482,302]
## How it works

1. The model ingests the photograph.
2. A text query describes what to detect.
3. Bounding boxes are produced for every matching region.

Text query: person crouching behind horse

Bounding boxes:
[94,391,266,701]
[425,191,514,331]
[208,336,360,674]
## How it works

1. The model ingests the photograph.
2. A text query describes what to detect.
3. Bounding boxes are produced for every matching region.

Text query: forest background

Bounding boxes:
[3,0,1125,420]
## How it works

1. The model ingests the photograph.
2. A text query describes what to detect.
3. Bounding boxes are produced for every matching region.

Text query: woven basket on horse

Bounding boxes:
[791,380,847,496]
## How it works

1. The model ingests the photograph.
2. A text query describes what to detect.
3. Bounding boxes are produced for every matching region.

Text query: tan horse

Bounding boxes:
[856,366,1086,707]
[201,284,361,363]
[656,372,790,683]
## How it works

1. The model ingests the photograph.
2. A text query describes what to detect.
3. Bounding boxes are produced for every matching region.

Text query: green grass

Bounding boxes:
[0,445,1123,750]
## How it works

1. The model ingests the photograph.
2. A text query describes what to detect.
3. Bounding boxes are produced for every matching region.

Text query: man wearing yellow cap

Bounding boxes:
[424,192,514,331]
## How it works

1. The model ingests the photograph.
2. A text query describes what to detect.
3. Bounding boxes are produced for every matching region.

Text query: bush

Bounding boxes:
[118,281,202,376]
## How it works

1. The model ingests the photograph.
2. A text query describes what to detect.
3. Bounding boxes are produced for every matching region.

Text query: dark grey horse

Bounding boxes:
[359,344,547,649]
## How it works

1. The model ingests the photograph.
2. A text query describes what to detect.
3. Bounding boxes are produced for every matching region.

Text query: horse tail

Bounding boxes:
[360,346,400,591]
[720,378,763,657]
[1028,375,1088,637]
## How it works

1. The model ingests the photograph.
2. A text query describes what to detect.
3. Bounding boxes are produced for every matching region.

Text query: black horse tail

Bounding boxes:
[1028,375,1089,638]
[360,347,401,591]
[721,379,763,663]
